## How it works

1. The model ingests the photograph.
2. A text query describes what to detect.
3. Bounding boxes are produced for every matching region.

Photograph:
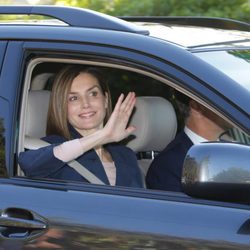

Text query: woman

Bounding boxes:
[19,65,143,188]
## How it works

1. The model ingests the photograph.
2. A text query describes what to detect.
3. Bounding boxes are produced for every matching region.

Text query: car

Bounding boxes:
[0,5,249,249]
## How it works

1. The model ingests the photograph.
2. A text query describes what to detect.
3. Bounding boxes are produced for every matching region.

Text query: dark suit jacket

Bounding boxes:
[19,127,143,188]
[146,131,193,192]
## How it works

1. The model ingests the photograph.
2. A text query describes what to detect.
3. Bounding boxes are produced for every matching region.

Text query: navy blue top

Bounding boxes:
[146,131,193,192]
[19,127,143,188]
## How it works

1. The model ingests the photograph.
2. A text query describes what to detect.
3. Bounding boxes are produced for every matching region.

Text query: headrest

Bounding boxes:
[25,92,177,153]
[31,73,54,90]
[25,90,51,138]
[125,96,177,152]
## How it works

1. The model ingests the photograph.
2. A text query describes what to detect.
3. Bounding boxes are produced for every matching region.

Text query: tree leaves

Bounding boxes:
[54,0,250,22]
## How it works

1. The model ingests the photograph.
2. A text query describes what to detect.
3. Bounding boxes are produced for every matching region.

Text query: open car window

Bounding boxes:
[16,58,250,190]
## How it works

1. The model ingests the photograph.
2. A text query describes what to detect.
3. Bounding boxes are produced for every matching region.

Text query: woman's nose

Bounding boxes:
[81,96,90,108]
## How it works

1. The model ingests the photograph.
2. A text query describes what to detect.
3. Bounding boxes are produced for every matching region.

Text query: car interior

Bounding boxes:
[24,89,177,178]
[17,59,250,187]
[17,60,180,182]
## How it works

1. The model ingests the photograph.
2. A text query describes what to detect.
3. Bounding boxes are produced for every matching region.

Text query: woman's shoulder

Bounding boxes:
[41,134,67,144]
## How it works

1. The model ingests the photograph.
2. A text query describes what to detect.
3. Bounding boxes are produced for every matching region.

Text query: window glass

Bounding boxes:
[195,49,250,92]
[195,49,250,145]
[18,61,177,186]
[18,60,249,189]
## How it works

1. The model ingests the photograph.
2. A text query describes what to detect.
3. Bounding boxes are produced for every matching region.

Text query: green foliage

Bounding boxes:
[54,0,250,22]
[56,0,114,13]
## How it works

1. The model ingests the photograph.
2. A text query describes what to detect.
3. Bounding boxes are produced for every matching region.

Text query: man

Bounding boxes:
[146,94,231,192]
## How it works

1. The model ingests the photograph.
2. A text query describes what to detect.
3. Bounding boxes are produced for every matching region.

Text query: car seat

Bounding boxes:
[24,91,177,177]
[24,90,51,149]
[125,96,177,176]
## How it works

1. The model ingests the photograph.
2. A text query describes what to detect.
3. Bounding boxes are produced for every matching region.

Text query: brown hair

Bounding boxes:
[46,65,112,140]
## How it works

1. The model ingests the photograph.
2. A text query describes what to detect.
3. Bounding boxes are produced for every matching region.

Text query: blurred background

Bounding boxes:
[0,0,249,22]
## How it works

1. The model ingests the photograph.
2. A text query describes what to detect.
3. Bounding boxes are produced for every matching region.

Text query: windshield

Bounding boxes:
[195,49,250,92]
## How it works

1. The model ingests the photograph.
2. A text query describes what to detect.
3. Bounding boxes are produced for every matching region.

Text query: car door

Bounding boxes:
[0,38,250,249]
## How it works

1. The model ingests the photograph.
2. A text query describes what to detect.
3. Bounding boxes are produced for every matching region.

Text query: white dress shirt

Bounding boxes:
[184,126,208,145]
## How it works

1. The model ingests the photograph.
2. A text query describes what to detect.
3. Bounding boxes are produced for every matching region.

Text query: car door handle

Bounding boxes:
[0,207,48,239]
[0,216,46,229]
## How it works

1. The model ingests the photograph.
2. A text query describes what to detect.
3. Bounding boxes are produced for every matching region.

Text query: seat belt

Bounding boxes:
[24,136,105,185]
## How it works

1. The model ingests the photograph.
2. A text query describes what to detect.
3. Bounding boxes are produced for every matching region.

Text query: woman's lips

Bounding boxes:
[79,111,96,119]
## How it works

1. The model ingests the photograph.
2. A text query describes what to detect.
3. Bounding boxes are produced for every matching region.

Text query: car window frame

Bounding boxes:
[11,41,250,208]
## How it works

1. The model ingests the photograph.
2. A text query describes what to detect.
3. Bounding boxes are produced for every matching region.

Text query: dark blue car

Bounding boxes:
[0,6,249,249]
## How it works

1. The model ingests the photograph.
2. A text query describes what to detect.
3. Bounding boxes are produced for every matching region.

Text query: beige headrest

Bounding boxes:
[25,90,51,138]
[31,73,54,90]
[25,92,177,153]
[126,96,177,152]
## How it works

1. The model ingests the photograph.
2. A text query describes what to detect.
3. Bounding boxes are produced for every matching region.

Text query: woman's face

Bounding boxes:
[67,72,108,136]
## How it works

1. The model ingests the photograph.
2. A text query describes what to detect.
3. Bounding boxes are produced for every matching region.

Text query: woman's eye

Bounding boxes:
[69,96,77,102]
[89,91,98,97]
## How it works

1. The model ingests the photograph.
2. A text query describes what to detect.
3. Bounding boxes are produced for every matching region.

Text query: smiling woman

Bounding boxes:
[67,72,108,135]
[47,66,113,140]
[18,65,144,188]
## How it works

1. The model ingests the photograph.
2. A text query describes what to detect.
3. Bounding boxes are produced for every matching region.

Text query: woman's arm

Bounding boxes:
[54,92,136,162]
[19,144,65,177]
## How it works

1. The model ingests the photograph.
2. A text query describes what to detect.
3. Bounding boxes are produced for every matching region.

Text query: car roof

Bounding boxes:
[1,6,249,50]
[121,17,250,50]
[1,6,249,43]
[139,24,250,50]
[0,5,149,34]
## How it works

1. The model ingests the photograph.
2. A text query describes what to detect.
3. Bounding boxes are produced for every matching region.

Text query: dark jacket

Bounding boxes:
[146,131,193,192]
[19,128,143,188]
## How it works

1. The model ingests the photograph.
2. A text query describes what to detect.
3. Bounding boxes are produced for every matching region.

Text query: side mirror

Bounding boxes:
[182,142,250,204]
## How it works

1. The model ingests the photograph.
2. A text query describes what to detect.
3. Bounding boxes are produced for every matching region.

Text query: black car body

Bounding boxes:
[0,6,249,249]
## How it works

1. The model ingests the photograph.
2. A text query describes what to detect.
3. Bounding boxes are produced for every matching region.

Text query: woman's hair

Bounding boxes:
[46,65,112,139]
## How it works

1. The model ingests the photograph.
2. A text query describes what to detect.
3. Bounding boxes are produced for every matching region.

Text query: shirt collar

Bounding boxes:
[69,124,82,139]
[184,126,208,145]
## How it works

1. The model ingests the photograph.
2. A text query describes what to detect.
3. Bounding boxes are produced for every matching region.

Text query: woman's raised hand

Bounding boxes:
[103,92,136,143]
